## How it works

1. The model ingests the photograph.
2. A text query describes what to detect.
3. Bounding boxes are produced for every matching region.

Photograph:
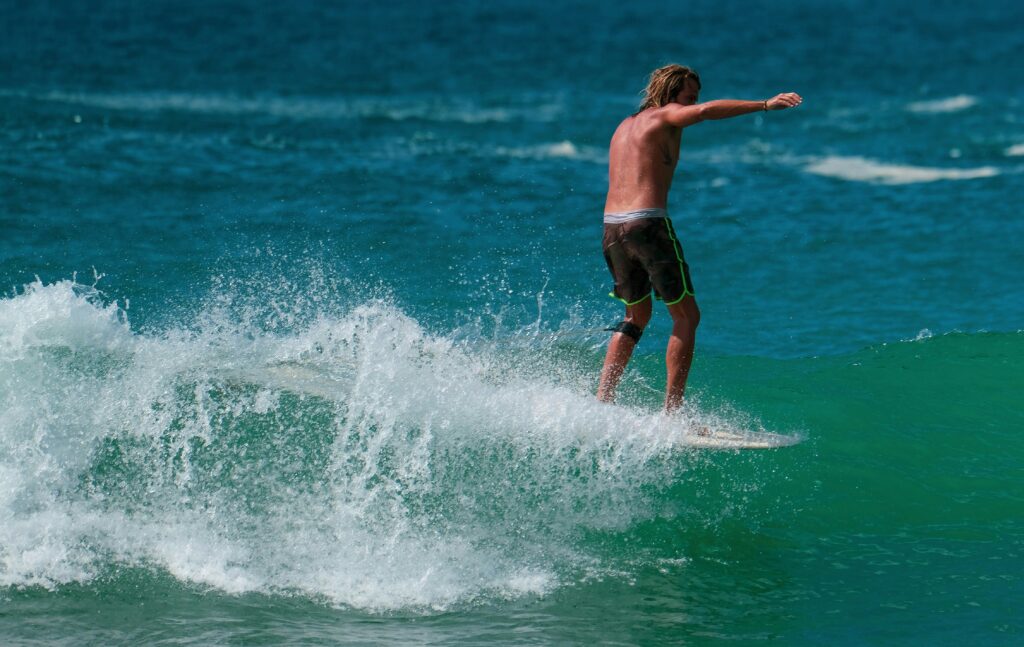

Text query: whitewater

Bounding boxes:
[1,278,796,611]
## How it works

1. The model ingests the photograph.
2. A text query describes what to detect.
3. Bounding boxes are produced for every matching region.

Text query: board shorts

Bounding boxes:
[602,208,695,306]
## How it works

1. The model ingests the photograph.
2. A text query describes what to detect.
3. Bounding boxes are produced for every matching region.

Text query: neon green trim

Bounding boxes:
[662,218,695,304]
[608,291,651,307]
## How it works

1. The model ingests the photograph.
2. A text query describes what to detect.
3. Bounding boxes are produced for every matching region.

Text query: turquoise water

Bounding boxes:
[2,0,1023,644]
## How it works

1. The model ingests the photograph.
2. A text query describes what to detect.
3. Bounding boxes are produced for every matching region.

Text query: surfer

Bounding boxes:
[597,64,802,411]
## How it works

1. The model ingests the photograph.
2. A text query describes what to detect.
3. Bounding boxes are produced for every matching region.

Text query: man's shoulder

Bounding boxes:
[626,107,678,134]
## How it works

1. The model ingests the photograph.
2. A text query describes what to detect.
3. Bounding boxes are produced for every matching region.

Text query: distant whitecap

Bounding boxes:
[493,140,607,163]
[906,95,978,113]
[805,155,998,185]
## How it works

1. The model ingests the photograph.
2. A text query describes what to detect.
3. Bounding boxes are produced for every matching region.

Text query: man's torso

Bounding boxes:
[604,109,682,214]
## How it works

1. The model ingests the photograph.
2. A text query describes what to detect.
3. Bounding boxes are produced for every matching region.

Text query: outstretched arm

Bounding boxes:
[662,92,803,128]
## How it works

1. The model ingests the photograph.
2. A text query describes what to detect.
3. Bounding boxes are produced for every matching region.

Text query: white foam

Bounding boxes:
[0,278,778,609]
[1005,143,1024,157]
[804,155,999,185]
[906,95,978,113]
[0,279,130,358]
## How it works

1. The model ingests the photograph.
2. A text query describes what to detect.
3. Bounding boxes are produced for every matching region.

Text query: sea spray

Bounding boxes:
[0,278,773,610]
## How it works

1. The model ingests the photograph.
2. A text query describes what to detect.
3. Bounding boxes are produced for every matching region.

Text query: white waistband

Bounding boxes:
[603,208,668,224]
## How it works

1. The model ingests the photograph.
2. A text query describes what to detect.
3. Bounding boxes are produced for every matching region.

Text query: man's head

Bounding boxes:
[637,64,701,112]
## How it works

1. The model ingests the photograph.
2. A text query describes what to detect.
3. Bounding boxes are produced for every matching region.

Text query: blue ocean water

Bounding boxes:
[2,0,1023,644]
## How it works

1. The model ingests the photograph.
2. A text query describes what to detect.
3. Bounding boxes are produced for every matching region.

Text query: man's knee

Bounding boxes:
[669,298,700,330]
[607,299,652,344]
[627,310,652,330]
[689,303,701,328]
[625,298,653,328]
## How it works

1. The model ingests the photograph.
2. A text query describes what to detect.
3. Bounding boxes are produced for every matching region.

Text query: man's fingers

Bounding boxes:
[776,93,803,109]
[765,93,802,111]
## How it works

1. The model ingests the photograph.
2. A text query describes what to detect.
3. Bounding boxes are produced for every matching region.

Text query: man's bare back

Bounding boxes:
[597,66,801,411]
[604,79,697,213]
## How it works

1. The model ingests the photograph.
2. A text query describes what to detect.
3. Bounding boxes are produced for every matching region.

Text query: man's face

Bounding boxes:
[674,77,700,106]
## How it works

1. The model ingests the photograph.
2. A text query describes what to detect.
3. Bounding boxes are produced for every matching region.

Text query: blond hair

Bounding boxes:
[637,64,702,113]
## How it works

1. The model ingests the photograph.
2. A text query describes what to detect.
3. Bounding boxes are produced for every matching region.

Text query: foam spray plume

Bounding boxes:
[0,277,773,611]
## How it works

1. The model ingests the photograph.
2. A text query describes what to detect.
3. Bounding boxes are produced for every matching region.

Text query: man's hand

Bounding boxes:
[766,93,803,111]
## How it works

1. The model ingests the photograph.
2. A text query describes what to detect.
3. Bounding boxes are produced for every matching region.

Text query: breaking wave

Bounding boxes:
[0,278,778,610]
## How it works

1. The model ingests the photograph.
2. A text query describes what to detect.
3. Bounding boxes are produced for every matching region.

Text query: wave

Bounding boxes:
[804,155,999,184]
[1005,143,1024,157]
[3,278,1021,613]
[0,88,562,124]
[905,95,979,114]
[0,279,778,610]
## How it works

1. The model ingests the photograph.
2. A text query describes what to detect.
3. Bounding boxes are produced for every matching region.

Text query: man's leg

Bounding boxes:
[597,297,652,403]
[664,296,700,412]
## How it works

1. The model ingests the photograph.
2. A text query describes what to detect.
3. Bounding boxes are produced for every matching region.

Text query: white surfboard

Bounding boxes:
[676,427,802,449]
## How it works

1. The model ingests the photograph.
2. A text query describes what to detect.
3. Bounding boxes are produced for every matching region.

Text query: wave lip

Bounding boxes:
[804,155,999,185]
[906,94,978,113]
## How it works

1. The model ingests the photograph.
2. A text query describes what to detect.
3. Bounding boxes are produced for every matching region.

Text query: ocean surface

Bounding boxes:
[2,0,1023,644]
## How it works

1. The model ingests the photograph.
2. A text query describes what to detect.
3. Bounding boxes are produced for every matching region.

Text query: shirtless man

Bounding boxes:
[597,64,802,411]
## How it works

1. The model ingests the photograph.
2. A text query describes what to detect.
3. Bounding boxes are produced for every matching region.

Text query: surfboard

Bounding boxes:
[677,427,802,449]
